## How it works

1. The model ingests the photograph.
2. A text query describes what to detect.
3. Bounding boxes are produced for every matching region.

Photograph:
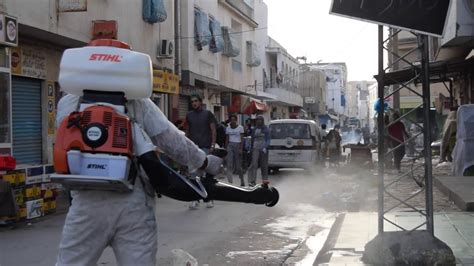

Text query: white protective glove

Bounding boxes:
[203,155,223,176]
[262,148,267,154]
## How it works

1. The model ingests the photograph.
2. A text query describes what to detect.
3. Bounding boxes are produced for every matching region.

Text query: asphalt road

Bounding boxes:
[0,171,336,266]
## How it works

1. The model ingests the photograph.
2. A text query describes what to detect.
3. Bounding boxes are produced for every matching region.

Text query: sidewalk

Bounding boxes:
[319,212,474,265]
[435,176,474,211]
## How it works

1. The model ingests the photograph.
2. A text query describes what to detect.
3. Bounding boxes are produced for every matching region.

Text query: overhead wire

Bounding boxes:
[177,27,268,40]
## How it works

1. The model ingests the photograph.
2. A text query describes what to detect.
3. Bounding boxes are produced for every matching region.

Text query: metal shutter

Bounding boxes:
[12,77,43,165]
[179,96,189,119]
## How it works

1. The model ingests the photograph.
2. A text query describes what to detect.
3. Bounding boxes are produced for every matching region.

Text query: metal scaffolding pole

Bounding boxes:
[377,27,434,234]
[377,25,385,234]
[420,35,434,234]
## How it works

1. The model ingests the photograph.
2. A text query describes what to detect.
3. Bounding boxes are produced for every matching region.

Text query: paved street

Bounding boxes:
[1,134,464,266]
[0,171,338,266]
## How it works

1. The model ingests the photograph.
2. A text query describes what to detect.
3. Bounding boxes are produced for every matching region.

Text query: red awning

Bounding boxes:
[228,94,268,114]
[243,99,268,115]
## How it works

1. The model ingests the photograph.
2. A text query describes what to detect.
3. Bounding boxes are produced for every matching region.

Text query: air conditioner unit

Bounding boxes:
[157,39,174,58]
[441,0,474,47]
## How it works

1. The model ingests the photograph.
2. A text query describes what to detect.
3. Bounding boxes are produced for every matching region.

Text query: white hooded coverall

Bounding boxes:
[56,94,207,266]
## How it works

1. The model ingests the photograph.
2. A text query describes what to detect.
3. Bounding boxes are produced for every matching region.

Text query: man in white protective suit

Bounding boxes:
[55,42,222,266]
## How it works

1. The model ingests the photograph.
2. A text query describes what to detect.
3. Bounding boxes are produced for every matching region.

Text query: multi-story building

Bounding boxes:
[263,36,303,119]
[368,82,378,131]
[347,81,375,127]
[299,66,326,119]
[308,63,347,116]
[177,0,276,123]
[346,82,360,119]
[0,0,175,170]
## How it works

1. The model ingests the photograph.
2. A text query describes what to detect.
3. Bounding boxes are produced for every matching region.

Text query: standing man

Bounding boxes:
[319,124,328,165]
[225,114,245,186]
[362,124,370,145]
[248,116,271,186]
[327,125,342,167]
[186,95,217,208]
[388,112,410,173]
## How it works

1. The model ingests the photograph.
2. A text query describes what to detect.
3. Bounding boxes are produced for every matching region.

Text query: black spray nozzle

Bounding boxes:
[211,148,227,158]
[138,151,279,207]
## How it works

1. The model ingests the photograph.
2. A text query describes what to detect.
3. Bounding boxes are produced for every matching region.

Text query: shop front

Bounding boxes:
[0,14,18,157]
[152,69,180,119]
[0,21,71,223]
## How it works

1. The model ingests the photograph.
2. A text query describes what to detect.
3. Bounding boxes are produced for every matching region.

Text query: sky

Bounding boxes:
[266,0,379,81]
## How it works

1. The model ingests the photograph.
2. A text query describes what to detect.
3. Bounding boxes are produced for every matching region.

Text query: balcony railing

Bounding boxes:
[263,77,298,93]
[225,0,254,20]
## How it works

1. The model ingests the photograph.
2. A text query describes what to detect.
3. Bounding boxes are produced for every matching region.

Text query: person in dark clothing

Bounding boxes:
[388,112,410,173]
[362,125,370,145]
[244,119,254,137]
[320,124,328,165]
[186,95,217,152]
[186,95,218,209]
[216,121,228,148]
[327,124,342,167]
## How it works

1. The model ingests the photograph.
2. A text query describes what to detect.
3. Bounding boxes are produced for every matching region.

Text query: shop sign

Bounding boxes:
[11,45,47,79]
[221,92,232,106]
[330,0,451,37]
[305,97,316,104]
[91,20,118,40]
[47,83,56,135]
[0,14,18,47]
[153,70,180,94]
[58,0,87,12]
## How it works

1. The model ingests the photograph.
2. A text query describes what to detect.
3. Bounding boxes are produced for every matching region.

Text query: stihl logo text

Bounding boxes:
[89,54,122,62]
[87,164,107,170]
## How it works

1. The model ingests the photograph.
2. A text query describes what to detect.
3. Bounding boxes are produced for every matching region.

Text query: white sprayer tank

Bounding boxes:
[58,46,153,99]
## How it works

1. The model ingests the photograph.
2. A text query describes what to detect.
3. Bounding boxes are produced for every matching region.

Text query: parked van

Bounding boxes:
[268,119,320,171]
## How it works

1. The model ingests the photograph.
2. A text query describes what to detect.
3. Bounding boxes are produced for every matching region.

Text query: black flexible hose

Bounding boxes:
[138,151,279,207]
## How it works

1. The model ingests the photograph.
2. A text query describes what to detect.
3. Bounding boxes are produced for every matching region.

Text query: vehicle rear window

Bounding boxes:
[270,123,311,139]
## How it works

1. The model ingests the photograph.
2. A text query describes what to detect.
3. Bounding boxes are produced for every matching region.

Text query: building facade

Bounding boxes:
[299,66,326,119]
[347,81,374,127]
[0,0,175,169]
[263,36,303,119]
[308,63,347,116]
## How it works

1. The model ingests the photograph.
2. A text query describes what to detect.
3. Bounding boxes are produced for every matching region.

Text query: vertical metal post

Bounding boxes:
[420,35,434,234]
[377,25,385,234]
[391,28,400,110]
[174,0,181,75]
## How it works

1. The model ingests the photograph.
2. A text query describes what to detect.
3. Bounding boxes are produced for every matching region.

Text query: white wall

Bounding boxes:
[310,64,347,115]
[180,0,264,94]
[180,0,220,81]
[252,0,268,94]
[368,82,378,131]
[5,0,175,69]
[218,2,259,92]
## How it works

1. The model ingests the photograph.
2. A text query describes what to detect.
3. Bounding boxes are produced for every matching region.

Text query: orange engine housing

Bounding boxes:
[54,105,133,174]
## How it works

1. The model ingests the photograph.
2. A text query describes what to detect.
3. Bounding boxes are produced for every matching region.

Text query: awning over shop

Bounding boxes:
[228,94,268,114]
[244,99,268,114]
